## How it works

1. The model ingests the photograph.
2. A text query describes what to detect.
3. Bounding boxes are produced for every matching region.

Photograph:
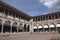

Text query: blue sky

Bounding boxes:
[2,0,60,16]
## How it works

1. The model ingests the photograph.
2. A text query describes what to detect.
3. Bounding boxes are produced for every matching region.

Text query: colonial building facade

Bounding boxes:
[0,1,60,33]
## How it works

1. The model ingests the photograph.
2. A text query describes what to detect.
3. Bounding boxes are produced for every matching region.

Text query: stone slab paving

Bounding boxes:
[0,32,60,40]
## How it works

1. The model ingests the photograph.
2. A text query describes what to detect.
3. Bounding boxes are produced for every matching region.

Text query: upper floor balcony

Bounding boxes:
[0,12,23,22]
[0,12,6,17]
[33,17,60,25]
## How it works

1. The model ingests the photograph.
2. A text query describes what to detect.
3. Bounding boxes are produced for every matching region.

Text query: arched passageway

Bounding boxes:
[43,25,49,32]
[26,25,29,32]
[49,24,56,32]
[56,23,60,32]
[12,22,17,33]
[3,20,11,33]
[18,23,23,32]
[33,25,38,32]
[0,19,2,33]
[23,24,27,32]
[24,25,30,32]
[38,25,43,32]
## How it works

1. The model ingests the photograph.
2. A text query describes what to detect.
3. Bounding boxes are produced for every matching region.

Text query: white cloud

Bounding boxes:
[43,13,48,14]
[39,0,60,9]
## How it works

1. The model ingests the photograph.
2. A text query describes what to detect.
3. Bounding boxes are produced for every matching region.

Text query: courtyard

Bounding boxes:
[0,32,60,40]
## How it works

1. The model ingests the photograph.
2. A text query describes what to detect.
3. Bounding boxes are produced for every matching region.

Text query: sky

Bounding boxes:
[1,0,60,16]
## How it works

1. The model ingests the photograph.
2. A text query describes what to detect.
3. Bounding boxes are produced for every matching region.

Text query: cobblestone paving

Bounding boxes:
[0,32,60,40]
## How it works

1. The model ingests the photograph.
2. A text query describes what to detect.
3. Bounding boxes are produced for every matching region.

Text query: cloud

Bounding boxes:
[39,0,60,9]
[43,13,48,14]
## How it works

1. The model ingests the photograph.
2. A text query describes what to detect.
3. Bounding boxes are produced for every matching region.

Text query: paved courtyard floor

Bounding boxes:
[0,32,60,40]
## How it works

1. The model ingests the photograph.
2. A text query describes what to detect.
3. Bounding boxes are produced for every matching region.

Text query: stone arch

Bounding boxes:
[13,22,17,27]
[0,19,2,33]
[49,23,56,32]
[38,25,43,29]
[49,23,55,28]
[18,23,23,32]
[38,25,43,32]
[3,20,11,33]
[12,22,17,33]
[19,23,23,29]
[56,23,60,31]
[43,24,49,28]
[33,25,37,32]
[56,23,60,27]
[24,24,30,32]
[24,24,27,32]
[33,25,37,29]
[43,24,49,32]
[4,20,11,26]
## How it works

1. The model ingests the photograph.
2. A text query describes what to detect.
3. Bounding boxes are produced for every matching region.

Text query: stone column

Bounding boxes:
[37,25,39,32]
[49,27,50,32]
[4,8,7,17]
[42,25,44,32]
[56,27,57,32]
[45,16,46,20]
[48,16,50,32]
[36,18,39,32]
[51,15,53,20]
[26,25,28,32]
[29,20,34,33]
[29,25,34,34]
[17,26,18,33]
[42,17,43,20]
[29,19,34,33]
[17,23,19,33]
[39,17,41,23]
[48,25,50,32]
[55,24,57,32]
[8,10,10,16]
[22,24,24,32]
[37,17,38,21]
[57,14,59,18]
[1,23,4,33]
[10,25,12,33]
